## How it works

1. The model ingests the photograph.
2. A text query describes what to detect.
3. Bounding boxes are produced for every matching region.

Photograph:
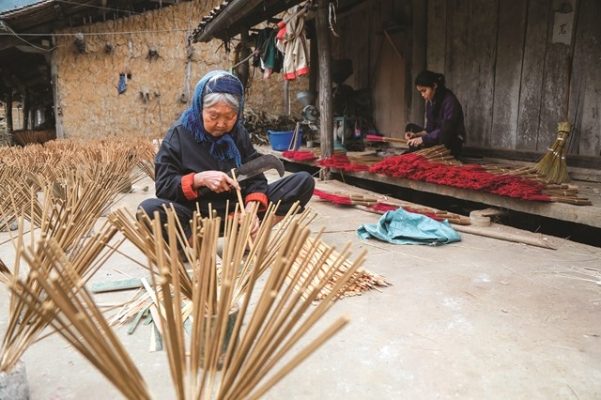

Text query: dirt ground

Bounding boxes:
[1,173,600,399]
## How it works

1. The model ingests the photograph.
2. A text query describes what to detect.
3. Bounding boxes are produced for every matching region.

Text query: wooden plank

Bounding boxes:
[373,34,406,136]
[90,277,143,293]
[410,0,427,124]
[464,0,498,148]
[426,0,446,73]
[568,0,601,156]
[462,145,601,169]
[445,0,470,141]
[343,171,601,229]
[516,0,551,150]
[490,0,528,149]
[536,0,575,151]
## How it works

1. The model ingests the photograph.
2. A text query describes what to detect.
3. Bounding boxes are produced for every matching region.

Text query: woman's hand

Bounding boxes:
[194,171,240,193]
[407,137,424,147]
[404,131,415,141]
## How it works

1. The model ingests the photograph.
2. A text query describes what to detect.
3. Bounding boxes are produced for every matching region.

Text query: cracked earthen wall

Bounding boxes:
[53,0,308,139]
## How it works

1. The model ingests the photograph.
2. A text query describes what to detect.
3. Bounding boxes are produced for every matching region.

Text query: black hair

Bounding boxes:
[414,70,446,88]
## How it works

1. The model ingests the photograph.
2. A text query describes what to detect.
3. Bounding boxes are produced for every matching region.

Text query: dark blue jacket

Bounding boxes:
[154,123,267,216]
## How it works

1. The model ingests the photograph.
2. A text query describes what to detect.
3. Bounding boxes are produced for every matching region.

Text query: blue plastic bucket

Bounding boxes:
[268,129,303,151]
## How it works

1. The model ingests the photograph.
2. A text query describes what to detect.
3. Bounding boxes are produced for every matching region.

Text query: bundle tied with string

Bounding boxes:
[534,121,571,184]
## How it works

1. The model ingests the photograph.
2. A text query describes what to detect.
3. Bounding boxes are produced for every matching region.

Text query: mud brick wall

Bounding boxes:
[53,0,308,139]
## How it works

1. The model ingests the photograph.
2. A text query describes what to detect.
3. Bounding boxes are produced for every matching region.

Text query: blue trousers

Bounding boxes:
[138,171,314,238]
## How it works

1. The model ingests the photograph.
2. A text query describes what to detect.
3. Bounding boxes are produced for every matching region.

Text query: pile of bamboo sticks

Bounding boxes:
[7,238,150,399]
[144,204,366,399]
[411,145,591,205]
[0,209,121,372]
[5,201,366,399]
[313,187,471,226]
[0,138,157,372]
[480,163,590,205]
[413,145,462,165]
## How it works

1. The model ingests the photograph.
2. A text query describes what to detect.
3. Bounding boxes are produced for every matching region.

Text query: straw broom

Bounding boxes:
[534,121,571,184]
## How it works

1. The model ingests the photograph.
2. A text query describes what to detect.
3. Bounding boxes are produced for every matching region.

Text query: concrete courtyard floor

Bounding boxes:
[1,174,600,399]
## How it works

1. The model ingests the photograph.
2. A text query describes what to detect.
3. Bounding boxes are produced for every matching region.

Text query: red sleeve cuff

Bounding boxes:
[181,173,198,200]
[245,192,268,211]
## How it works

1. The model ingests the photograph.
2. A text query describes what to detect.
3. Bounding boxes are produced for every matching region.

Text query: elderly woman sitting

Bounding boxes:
[139,70,314,238]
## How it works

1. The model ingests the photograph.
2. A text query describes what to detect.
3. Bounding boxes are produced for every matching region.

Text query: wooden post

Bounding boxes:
[236,30,251,89]
[316,0,333,175]
[6,90,13,134]
[50,41,64,138]
[22,91,29,130]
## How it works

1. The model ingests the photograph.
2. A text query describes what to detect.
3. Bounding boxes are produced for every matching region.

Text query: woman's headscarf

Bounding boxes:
[179,70,244,166]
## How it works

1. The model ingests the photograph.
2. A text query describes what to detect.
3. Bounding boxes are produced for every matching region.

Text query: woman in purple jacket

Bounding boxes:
[404,70,466,157]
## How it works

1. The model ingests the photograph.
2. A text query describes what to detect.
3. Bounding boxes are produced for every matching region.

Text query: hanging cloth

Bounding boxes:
[253,28,283,79]
[357,208,461,246]
[276,5,309,80]
[117,73,127,94]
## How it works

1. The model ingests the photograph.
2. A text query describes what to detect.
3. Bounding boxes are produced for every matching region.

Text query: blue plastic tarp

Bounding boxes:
[357,208,461,246]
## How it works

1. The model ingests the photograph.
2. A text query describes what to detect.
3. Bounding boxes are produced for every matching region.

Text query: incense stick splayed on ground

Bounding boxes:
[110,201,388,310]
[0,166,132,371]
[312,188,471,226]
[143,205,366,399]
[6,239,151,399]
[0,214,120,372]
[6,204,366,400]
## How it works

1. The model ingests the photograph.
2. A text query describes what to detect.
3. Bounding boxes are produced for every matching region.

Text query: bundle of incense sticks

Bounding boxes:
[108,200,389,331]
[6,239,151,399]
[0,215,120,372]
[6,202,366,399]
[313,188,470,225]
[413,145,461,164]
[0,175,129,371]
[0,259,9,284]
[313,189,378,206]
[146,205,365,399]
[365,134,407,144]
[0,138,149,231]
[373,145,590,205]
[294,237,389,300]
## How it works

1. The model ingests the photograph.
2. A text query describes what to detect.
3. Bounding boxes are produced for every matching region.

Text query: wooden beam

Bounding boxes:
[316,0,333,163]
[0,37,22,52]
[6,90,13,133]
[50,47,64,139]
[196,0,264,42]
